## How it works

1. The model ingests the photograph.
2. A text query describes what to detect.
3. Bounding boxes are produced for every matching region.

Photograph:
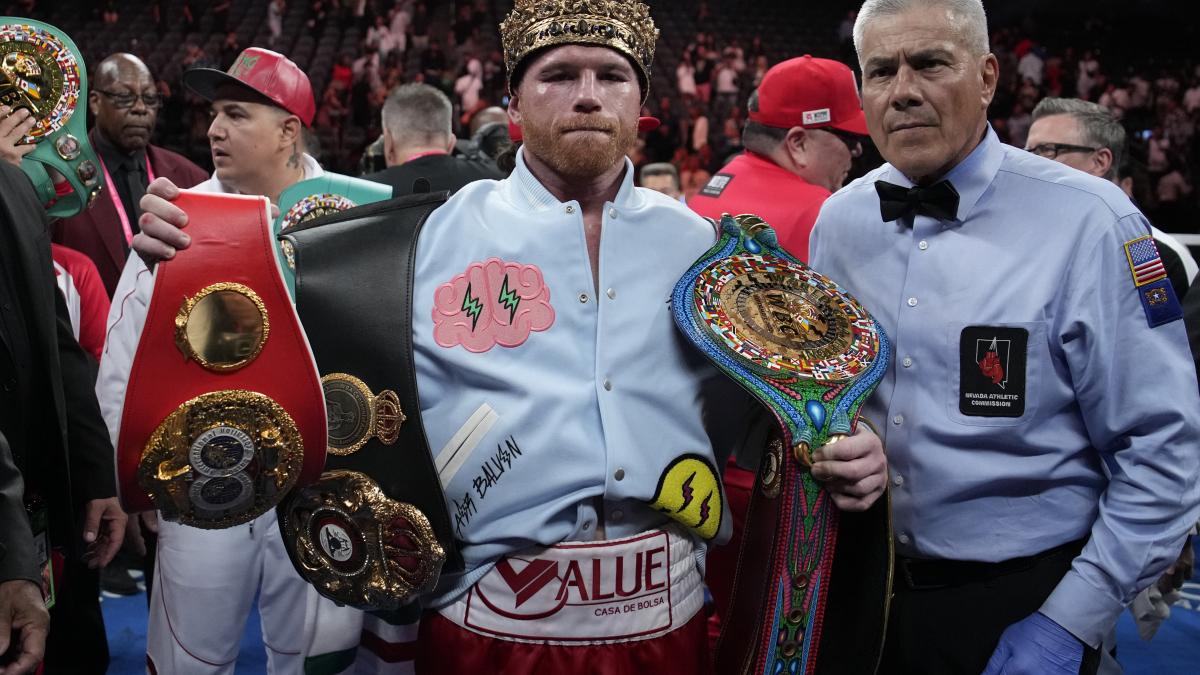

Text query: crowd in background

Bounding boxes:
[4,0,1196,232]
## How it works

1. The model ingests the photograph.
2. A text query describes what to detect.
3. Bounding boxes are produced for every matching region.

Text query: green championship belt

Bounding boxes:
[274,174,392,297]
[0,18,101,217]
[673,214,891,674]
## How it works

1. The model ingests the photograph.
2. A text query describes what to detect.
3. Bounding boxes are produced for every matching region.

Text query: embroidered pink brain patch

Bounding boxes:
[433,258,555,352]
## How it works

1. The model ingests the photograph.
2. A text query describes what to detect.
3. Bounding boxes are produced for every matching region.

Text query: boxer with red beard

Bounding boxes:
[128,2,888,672]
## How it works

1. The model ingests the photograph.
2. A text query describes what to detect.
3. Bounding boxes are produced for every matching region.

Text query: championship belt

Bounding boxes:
[274,174,392,297]
[673,215,892,675]
[0,18,101,217]
[278,192,462,610]
[116,192,326,528]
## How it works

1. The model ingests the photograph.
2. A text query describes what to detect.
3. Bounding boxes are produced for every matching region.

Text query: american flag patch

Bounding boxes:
[1124,236,1167,287]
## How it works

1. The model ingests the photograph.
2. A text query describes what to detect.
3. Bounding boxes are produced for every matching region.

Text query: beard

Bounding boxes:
[522,115,637,181]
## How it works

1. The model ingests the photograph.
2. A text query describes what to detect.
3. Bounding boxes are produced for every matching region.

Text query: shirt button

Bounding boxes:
[907,297,918,307]
[606,288,616,299]
[902,356,913,368]
[582,521,592,531]
[579,293,589,303]
[892,414,904,426]
[565,205,575,214]
[918,240,929,250]
[892,474,904,487]
[603,378,612,391]
[610,509,623,521]
[897,533,910,545]
[608,208,618,219]
[614,468,625,481]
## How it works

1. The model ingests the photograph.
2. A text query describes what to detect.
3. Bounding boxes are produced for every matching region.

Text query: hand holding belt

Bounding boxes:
[1,18,102,217]
[672,214,892,675]
[116,192,326,528]
[278,192,461,611]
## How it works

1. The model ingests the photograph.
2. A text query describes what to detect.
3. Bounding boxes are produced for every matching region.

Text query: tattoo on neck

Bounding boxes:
[288,144,300,169]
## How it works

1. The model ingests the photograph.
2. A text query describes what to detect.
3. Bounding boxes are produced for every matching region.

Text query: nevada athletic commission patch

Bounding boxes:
[959,326,1028,418]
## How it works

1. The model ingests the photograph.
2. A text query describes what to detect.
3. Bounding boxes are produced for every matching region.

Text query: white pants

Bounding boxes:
[146,510,355,674]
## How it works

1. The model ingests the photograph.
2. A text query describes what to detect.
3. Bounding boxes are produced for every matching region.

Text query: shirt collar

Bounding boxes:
[509,146,641,211]
[403,149,449,163]
[94,128,146,171]
[883,124,1004,224]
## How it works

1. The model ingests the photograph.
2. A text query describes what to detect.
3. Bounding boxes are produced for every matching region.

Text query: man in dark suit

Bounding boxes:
[52,53,208,297]
[365,83,503,196]
[0,431,49,675]
[0,160,125,674]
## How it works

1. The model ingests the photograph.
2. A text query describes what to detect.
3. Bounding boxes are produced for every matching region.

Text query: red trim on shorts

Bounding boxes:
[360,629,419,663]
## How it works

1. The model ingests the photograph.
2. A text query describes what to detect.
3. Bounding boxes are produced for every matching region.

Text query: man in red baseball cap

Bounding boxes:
[689,55,868,262]
[95,47,359,674]
[179,47,316,203]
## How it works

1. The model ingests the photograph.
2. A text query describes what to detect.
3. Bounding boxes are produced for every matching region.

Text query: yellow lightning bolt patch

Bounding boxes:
[648,454,722,540]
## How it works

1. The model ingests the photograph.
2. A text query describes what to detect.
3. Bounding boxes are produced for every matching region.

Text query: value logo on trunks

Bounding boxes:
[464,531,675,641]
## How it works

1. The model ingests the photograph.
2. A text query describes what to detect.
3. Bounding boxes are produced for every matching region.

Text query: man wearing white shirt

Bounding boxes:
[96,48,353,675]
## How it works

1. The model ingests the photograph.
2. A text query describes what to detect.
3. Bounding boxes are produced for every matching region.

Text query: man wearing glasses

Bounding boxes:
[53,53,207,298]
[689,55,868,263]
[1025,97,1195,298]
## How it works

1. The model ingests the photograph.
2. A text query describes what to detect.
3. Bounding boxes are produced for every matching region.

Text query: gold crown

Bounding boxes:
[500,0,659,96]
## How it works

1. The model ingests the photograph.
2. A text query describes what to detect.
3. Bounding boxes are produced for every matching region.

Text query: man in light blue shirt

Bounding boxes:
[810,1,1200,673]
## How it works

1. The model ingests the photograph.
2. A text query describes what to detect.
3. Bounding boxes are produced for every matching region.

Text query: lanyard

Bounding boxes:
[99,154,156,245]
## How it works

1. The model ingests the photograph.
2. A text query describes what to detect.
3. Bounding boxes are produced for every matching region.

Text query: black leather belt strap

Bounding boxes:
[280,191,463,572]
[896,538,1085,591]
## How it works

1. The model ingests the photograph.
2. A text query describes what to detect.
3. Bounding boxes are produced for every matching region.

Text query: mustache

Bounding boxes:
[886,117,937,132]
[555,117,619,134]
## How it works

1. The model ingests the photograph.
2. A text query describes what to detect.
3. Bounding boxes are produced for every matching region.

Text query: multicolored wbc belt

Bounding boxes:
[673,214,893,675]
[116,192,327,528]
[0,17,102,217]
[278,192,462,611]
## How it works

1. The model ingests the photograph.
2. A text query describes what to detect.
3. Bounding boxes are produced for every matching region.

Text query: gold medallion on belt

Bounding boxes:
[137,282,304,528]
[284,470,444,609]
[321,373,404,456]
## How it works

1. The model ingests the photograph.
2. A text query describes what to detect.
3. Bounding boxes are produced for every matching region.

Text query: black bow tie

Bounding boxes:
[875,180,960,223]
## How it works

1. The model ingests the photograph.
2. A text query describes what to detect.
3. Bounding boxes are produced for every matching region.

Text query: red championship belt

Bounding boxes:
[116,192,326,528]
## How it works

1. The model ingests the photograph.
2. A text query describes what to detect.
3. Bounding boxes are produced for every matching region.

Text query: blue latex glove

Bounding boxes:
[981,612,1084,675]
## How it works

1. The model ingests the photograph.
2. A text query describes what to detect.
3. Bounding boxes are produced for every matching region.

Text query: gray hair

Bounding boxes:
[1031,97,1125,179]
[853,0,990,59]
[381,83,452,146]
[640,162,680,189]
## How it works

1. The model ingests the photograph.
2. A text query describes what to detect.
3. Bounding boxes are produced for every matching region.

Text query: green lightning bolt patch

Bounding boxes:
[462,282,483,331]
[497,275,521,324]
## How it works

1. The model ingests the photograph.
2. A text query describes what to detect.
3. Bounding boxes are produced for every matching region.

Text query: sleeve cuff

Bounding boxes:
[1039,569,1124,648]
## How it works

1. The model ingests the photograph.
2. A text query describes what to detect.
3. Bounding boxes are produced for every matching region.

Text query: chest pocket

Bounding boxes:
[945,321,1045,427]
